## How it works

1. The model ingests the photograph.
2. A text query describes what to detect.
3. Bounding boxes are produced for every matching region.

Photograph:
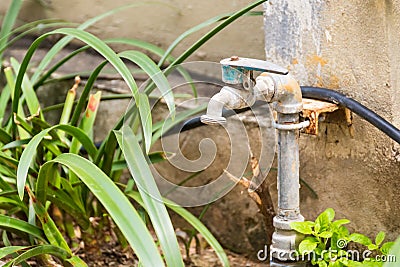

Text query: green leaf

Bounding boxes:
[0,246,27,260]
[64,255,88,267]
[111,151,168,171]
[0,19,76,55]
[59,80,77,130]
[119,50,175,117]
[13,28,151,152]
[299,239,318,254]
[168,0,266,67]
[290,221,315,235]
[380,241,395,255]
[349,233,372,246]
[332,219,351,229]
[348,260,363,267]
[17,124,98,199]
[319,231,333,239]
[2,138,30,150]
[30,3,152,84]
[116,127,184,267]
[315,208,334,233]
[137,93,152,153]
[157,12,226,66]
[0,196,27,213]
[48,153,164,266]
[367,244,379,251]
[70,61,107,126]
[45,188,89,230]
[11,245,71,265]
[0,214,45,241]
[10,58,41,117]
[70,91,102,154]
[33,37,174,89]
[337,226,350,239]
[0,152,37,176]
[127,191,230,267]
[26,187,71,253]
[375,231,386,246]
[0,84,11,122]
[0,0,23,62]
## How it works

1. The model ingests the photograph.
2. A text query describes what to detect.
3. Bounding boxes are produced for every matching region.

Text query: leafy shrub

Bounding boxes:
[291,208,394,267]
[0,0,266,266]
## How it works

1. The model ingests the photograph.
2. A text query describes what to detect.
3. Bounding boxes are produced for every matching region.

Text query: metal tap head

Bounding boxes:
[220,56,288,89]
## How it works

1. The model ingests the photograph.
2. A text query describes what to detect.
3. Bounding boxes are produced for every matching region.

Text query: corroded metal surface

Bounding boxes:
[301,98,340,135]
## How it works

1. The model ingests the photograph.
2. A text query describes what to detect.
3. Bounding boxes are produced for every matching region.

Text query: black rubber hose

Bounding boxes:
[301,86,400,144]
[86,86,400,152]
[165,87,400,144]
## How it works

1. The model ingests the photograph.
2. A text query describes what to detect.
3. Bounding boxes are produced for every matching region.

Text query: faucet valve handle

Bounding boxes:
[220,56,288,89]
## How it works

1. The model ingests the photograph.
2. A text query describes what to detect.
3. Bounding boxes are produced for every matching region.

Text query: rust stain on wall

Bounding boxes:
[307,54,328,67]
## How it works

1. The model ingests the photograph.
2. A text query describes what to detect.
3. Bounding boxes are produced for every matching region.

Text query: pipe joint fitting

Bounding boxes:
[269,73,303,114]
[270,215,305,262]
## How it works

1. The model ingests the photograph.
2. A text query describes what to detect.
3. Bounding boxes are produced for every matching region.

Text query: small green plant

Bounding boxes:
[290,208,394,267]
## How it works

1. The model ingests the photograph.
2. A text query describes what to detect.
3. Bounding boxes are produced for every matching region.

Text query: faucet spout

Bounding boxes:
[200,86,255,125]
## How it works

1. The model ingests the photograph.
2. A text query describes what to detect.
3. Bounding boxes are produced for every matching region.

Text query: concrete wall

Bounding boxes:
[264,0,400,243]
[0,0,265,64]
[2,0,400,257]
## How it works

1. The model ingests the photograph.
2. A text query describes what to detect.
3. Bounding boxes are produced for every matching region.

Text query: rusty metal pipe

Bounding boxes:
[276,113,301,217]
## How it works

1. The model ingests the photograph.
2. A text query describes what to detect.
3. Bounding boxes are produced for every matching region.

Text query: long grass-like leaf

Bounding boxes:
[0,84,11,123]
[26,186,71,252]
[30,3,153,84]
[158,10,262,67]
[33,38,164,89]
[117,126,184,267]
[10,57,41,117]
[127,191,230,267]
[70,61,107,126]
[0,127,12,145]
[0,152,37,175]
[5,66,30,139]
[0,214,45,241]
[119,50,175,117]
[111,151,167,171]
[47,153,165,266]
[169,0,266,67]
[13,28,154,152]
[0,0,23,62]
[17,124,98,199]
[10,245,71,265]
[0,19,75,54]
[158,13,227,67]
[0,196,27,213]
[137,93,152,153]
[46,189,89,229]
[64,255,88,267]
[70,91,101,154]
[35,155,89,229]
[0,246,28,260]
